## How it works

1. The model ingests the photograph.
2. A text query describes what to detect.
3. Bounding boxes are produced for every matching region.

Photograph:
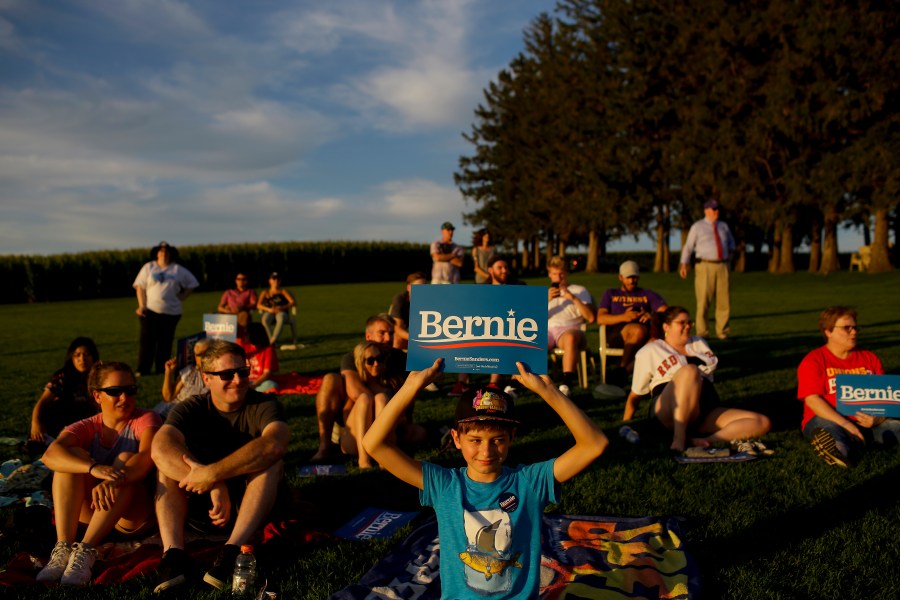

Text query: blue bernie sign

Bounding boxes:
[407,284,548,375]
[202,313,238,342]
[836,374,900,418]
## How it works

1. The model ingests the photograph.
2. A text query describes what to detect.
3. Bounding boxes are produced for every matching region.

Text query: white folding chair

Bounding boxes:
[549,324,591,389]
[598,324,624,384]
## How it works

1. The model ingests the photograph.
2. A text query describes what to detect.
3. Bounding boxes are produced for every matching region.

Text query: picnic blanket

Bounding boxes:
[330,513,699,599]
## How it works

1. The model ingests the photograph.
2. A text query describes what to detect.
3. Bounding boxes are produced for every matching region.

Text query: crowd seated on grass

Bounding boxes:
[154,339,210,418]
[37,361,160,587]
[623,306,771,452]
[29,337,101,449]
[797,306,900,468]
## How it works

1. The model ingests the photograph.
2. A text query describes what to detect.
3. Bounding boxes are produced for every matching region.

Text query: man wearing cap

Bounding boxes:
[596,260,668,380]
[679,200,736,340]
[133,241,199,376]
[430,222,465,284]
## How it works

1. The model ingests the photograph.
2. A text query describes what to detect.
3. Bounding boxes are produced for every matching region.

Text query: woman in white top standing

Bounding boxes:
[133,241,199,376]
[623,306,770,452]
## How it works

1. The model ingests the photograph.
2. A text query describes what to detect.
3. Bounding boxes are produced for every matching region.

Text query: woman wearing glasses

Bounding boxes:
[623,306,770,452]
[37,361,161,587]
[798,306,900,468]
[339,341,395,469]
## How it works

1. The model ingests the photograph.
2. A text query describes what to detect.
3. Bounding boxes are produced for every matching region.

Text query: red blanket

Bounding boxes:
[267,373,324,395]
[1,519,331,588]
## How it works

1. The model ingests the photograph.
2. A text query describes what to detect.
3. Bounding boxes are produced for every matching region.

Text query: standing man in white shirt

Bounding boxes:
[679,200,736,340]
[429,221,465,284]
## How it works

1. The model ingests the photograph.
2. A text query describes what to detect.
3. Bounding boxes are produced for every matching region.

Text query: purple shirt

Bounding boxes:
[599,287,666,315]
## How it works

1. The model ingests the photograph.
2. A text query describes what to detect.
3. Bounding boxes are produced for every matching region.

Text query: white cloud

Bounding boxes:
[380,178,465,219]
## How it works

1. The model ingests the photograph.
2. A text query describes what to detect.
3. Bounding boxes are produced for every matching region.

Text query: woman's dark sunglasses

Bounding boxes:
[98,385,138,397]
[204,367,251,381]
[365,354,387,366]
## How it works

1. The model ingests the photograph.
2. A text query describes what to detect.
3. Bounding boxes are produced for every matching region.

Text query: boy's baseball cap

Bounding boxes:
[455,387,520,426]
[441,221,455,230]
[703,199,720,210]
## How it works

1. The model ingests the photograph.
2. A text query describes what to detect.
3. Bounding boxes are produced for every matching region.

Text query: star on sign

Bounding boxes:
[507,309,516,317]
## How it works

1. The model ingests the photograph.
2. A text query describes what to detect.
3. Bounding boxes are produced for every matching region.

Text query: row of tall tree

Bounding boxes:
[455,0,898,273]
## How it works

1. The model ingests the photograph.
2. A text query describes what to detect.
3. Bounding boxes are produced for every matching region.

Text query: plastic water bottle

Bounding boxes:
[619,425,640,444]
[231,544,257,596]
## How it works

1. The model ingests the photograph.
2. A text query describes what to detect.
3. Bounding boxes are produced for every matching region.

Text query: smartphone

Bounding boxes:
[550,282,560,289]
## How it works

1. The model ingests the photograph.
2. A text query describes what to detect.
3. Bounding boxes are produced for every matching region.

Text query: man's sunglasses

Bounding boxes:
[204,366,251,381]
[97,385,138,397]
[365,354,387,366]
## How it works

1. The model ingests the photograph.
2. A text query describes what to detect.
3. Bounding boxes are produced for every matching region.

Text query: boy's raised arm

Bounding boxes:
[363,359,444,490]
[512,362,607,483]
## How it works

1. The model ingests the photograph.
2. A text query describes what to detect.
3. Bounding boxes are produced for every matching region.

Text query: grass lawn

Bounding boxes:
[1,270,899,599]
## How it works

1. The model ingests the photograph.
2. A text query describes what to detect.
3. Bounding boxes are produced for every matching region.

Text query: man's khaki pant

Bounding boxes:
[694,261,730,338]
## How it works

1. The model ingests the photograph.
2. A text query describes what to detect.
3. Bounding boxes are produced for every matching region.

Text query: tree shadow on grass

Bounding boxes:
[691,461,900,598]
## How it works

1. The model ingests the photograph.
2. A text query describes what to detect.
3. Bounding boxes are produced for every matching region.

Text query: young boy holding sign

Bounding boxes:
[363,359,607,599]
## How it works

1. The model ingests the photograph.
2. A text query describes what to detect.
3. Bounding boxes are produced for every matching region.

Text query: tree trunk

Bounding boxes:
[521,238,529,271]
[533,235,541,272]
[653,205,670,273]
[868,208,894,273]
[586,229,599,272]
[808,218,821,273]
[819,206,840,274]
[768,220,782,273]
[557,236,566,258]
[778,223,795,273]
[862,219,871,245]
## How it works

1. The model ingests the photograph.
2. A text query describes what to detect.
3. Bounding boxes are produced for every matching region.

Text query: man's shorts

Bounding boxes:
[604,321,651,347]
[548,324,584,348]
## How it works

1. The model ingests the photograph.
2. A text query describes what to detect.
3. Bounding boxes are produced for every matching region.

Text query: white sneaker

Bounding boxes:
[558,384,571,398]
[424,383,439,392]
[60,542,97,586]
[503,385,518,399]
[36,541,71,584]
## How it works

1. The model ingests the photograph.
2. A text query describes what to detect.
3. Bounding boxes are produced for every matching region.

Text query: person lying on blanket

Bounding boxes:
[622,305,771,453]
[37,361,161,587]
[363,360,608,599]
[150,339,291,593]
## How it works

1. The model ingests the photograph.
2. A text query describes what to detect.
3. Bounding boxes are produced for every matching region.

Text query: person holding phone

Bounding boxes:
[596,261,668,384]
[547,256,596,396]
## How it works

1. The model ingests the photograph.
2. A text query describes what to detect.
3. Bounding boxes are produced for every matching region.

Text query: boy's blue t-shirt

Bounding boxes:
[420,459,559,599]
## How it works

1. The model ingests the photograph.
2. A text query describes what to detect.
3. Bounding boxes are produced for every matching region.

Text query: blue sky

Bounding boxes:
[0,0,562,255]
[0,0,865,257]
